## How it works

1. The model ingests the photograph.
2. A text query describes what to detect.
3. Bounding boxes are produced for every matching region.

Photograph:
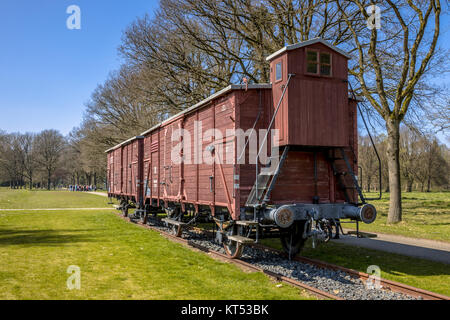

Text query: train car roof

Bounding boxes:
[266,38,351,61]
[139,84,272,137]
[105,135,144,153]
[105,84,271,153]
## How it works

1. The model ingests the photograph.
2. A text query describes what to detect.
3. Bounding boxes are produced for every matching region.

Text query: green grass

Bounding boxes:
[261,238,450,296]
[0,208,313,300]
[1,188,448,299]
[350,192,450,242]
[0,188,115,209]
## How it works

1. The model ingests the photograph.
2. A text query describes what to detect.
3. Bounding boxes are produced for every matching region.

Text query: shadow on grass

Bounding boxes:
[0,228,104,247]
[425,222,450,226]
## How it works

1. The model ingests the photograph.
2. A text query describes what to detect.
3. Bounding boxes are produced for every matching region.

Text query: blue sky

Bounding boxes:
[0,0,159,135]
[0,1,448,140]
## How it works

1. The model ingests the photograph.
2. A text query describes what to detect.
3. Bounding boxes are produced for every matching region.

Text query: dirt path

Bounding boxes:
[87,192,109,197]
[333,231,450,265]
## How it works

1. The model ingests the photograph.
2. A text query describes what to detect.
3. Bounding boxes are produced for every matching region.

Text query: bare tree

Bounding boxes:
[17,133,37,189]
[359,135,379,192]
[399,127,421,192]
[427,95,450,135]
[0,133,26,188]
[35,130,65,190]
[337,0,444,223]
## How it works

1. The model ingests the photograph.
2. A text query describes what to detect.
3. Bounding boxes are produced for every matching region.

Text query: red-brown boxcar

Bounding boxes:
[106,39,378,258]
[106,136,144,215]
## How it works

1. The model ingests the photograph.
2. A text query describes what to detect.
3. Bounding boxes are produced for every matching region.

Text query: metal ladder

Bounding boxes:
[327,147,366,205]
[246,146,289,206]
[246,73,295,207]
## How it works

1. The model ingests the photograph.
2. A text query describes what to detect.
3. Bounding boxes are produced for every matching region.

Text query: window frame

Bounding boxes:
[275,61,283,83]
[305,49,319,75]
[319,52,332,77]
[305,49,333,77]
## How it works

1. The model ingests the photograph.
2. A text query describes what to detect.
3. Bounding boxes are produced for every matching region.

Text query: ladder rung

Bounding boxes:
[227,235,254,244]
[235,220,259,226]
[162,218,186,226]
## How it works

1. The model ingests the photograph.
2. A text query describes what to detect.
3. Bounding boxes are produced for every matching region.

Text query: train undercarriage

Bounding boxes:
[112,196,377,259]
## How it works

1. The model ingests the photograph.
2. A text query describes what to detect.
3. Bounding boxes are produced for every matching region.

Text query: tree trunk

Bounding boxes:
[47,171,51,191]
[29,177,33,190]
[386,119,402,224]
[406,179,413,192]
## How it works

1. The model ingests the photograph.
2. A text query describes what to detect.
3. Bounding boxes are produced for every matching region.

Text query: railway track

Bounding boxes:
[116,211,449,301]
[252,244,450,301]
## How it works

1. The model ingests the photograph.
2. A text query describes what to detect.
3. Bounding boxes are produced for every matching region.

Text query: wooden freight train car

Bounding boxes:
[106,39,377,258]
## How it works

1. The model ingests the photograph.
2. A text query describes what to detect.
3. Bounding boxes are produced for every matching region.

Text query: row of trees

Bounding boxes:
[0,129,106,190]
[359,127,449,194]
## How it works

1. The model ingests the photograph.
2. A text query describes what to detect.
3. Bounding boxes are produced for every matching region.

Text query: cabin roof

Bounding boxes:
[266,38,351,61]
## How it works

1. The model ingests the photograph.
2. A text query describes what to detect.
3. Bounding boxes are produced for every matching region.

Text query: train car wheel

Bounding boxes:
[223,225,244,259]
[280,221,306,257]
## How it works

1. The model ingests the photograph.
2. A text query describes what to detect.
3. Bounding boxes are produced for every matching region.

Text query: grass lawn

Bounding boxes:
[1,189,448,299]
[261,238,450,296]
[0,188,115,209]
[348,192,450,242]
[0,207,313,300]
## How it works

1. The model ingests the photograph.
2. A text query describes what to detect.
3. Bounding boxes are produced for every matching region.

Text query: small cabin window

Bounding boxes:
[306,50,332,76]
[320,52,332,76]
[306,50,319,74]
[275,62,282,81]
